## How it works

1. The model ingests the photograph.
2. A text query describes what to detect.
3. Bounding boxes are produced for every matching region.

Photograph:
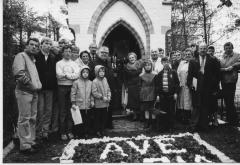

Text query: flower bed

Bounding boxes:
[60,133,235,163]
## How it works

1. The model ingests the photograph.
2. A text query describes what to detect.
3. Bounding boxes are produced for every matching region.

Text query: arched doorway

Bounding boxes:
[100,23,143,115]
[88,0,154,57]
[102,24,142,59]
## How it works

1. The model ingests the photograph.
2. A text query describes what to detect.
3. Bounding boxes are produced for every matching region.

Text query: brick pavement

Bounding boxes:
[106,119,145,133]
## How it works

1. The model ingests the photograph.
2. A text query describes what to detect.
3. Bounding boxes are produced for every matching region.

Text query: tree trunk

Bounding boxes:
[182,0,188,49]
[201,0,208,44]
[27,30,32,40]
[19,22,23,52]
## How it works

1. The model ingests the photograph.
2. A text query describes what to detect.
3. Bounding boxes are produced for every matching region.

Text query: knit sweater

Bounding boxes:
[221,52,240,83]
[56,59,79,85]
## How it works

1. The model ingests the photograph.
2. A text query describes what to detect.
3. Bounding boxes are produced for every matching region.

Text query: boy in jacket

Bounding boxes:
[92,65,111,137]
[71,66,94,138]
[154,57,180,131]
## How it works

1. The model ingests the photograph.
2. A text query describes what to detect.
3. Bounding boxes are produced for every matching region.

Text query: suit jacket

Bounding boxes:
[187,54,220,99]
[35,51,57,90]
[154,69,180,96]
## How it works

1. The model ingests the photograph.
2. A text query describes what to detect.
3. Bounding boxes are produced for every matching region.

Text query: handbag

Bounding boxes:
[121,84,128,108]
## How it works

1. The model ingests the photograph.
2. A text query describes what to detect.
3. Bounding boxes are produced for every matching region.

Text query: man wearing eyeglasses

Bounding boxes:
[89,43,98,62]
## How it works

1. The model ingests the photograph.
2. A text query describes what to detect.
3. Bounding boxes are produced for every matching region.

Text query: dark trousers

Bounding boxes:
[222,83,239,124]
[73,109,93,137]
[94,108,108,133]
[160,94,175,129]
[50,89,60,133]
[105,102,113,128]
[58,85,73,134]
[197,96,210,130]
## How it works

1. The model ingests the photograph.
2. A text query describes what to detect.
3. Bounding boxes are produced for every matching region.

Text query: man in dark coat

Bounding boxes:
[93,46,114,129]
[187,43,220,131]
[89,43,98,62]
[35,37,57,140]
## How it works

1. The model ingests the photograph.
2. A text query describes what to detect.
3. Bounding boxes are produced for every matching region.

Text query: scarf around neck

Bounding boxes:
[126,61,140,71]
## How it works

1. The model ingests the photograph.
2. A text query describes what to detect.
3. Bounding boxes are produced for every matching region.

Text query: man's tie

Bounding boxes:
[200,56,205,74]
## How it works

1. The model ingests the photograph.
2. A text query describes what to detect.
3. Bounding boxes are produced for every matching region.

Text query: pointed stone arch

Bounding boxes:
[87,0,154,57]
[99,19,145,57]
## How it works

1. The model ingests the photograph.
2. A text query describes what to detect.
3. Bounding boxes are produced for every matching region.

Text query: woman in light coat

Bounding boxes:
[177,48,193,124]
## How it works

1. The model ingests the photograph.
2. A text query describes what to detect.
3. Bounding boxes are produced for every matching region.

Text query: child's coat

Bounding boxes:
[92,65,111,108]
[71,66,94,109]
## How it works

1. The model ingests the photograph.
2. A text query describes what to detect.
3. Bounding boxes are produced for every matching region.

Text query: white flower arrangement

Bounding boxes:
[195,155,212,163]
[126,140,150,155]
[143,157,170,163]
[154,138,187,154]
[100,143,128,160]
[59,132,235,163]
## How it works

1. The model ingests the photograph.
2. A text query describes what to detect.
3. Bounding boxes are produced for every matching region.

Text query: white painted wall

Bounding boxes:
[139,0,171,51]
[67,0,103,51]
[67,0,172,55]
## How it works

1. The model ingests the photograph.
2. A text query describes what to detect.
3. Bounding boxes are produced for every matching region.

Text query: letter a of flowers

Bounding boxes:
[100,142,128,160]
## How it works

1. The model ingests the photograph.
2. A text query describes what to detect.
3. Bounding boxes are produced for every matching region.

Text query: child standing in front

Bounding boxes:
[154,57,180,131]
[71,66,94,138]
[139,59,156,129]
[92,65,111,137]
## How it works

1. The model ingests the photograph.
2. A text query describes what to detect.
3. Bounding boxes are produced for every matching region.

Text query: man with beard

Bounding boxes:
[12,38,42,153]
[93,46,114,129]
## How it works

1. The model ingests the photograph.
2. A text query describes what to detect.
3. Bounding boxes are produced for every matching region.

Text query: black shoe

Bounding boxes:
[20,147,38,154]
[96,132,101,138]
[106,125,114,129]
[85,134,89,139]
[31,142,42,150]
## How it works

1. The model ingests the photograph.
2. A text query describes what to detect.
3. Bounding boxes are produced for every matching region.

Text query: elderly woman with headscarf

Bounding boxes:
[176,48,193,124]
[123,52,142,121]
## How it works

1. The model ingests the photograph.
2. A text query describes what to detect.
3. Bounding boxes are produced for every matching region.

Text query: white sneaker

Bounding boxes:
[61,134,68,141]
[68,133,74,140]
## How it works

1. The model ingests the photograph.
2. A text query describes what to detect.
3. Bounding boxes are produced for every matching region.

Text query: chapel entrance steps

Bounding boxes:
[105,119,145,134]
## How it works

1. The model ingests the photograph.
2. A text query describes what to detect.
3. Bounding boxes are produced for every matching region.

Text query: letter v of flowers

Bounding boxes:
[126,140,150,155]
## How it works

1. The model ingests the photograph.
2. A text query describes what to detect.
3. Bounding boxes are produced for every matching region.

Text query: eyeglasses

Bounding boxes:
[101,51,109,54]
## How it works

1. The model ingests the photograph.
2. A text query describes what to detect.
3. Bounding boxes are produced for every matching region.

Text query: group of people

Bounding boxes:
[12,37,114,154]
[12,36,239,154]
[122,43,240,133]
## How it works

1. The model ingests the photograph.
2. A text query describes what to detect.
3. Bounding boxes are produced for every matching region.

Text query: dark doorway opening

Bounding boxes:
[102,24,142,116]
[103,24,141,60]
